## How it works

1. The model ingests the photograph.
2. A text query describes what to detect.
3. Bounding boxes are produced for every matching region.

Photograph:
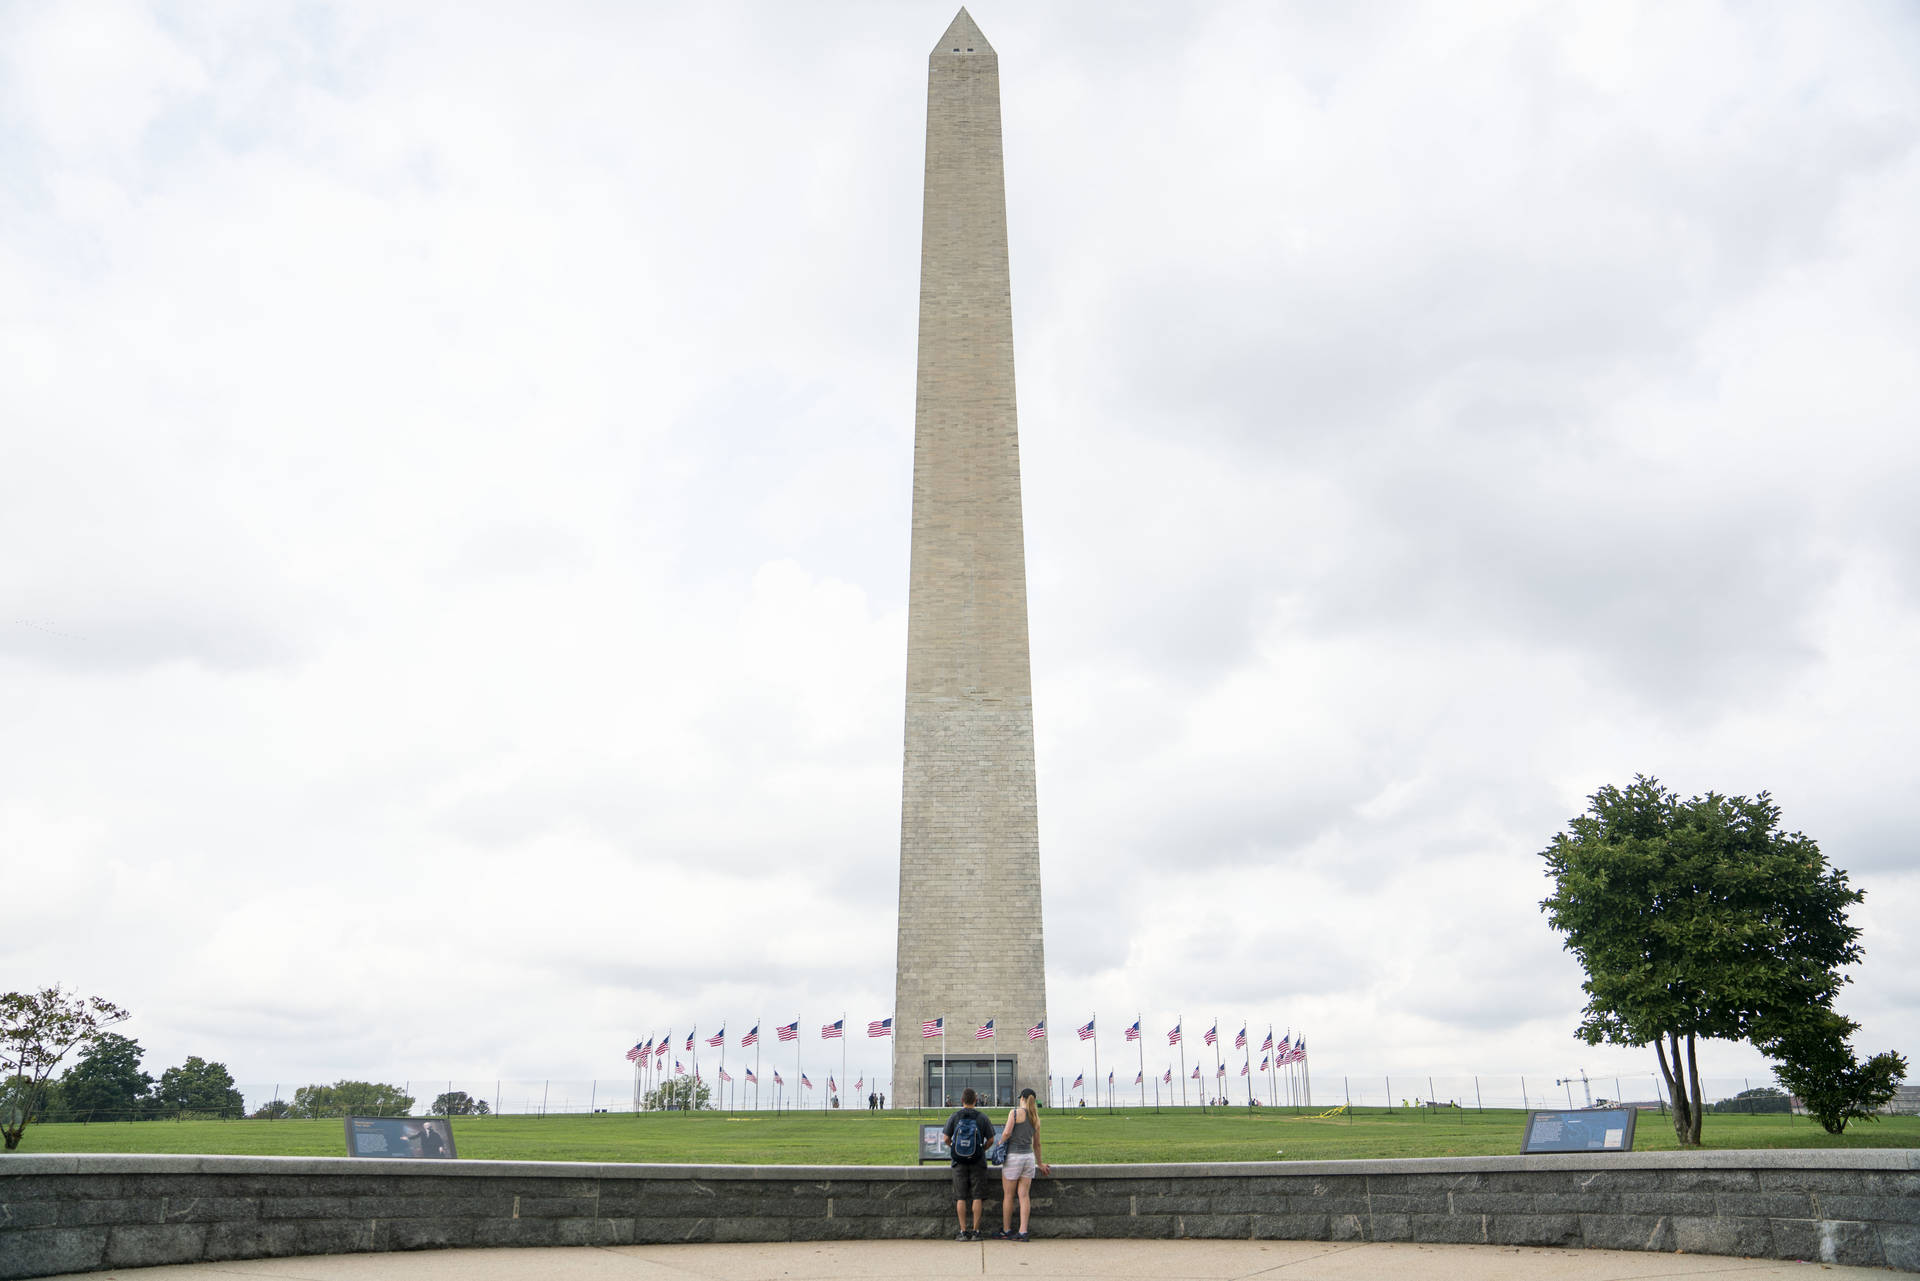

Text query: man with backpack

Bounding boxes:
[940,1087,998,1240]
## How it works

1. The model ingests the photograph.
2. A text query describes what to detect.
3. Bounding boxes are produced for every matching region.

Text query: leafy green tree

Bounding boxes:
[645,1076,712,1111]
[1764,1010,1907,1134]
[430,1091,489,1116]
[1710,1086,1789,1114]
[57,1031,155,1124]
[0,986,132,1148]
[155,1056,246,1118]
[1539,776,1866,1147]
[289,1080,415,1117]
[250,1098,292,1120]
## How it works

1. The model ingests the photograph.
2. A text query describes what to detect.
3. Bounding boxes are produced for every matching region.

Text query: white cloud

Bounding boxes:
[3,1,1916,1108]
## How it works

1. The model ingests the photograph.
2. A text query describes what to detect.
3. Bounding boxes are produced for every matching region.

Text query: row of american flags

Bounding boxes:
[621,1015,1035,1063]
[621,1015,1309,1105]
[623,1017,1310,1059]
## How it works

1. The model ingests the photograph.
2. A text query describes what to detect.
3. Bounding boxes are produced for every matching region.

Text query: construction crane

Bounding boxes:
[1556,1069,1593,1109]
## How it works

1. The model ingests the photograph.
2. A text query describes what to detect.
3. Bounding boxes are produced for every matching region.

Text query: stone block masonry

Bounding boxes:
[894,6,1049,1101]
[3,1151,1916,1278]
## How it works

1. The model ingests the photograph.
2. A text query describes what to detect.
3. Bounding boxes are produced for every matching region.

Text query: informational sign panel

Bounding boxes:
[1520,1108,1635,1154]
[917,1123,949,1163]
[344,1116,457,1159]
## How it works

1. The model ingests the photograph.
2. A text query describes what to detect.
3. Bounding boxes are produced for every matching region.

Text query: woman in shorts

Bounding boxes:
[992,1087,1050,1240]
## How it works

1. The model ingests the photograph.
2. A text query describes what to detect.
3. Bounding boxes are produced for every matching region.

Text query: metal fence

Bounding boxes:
[31,1072,1802,1123]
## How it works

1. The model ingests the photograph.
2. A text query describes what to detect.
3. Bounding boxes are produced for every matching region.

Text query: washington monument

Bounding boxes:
[892,9,1050,1107]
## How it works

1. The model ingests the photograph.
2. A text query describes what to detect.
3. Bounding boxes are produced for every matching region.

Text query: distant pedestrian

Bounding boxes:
[940,1087,997,1241]
[879,1092,886,1109]
[990,1088,1049,1241]
[868,1092,878,1111]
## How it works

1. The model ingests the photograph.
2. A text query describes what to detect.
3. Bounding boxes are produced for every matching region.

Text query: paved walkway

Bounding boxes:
[38,1240,1896,1281]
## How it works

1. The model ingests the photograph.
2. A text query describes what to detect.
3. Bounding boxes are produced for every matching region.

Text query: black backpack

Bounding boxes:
[952,1113,982,1159]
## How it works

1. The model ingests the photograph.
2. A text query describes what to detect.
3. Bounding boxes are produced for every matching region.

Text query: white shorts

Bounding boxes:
[1001,1152,1037,1181]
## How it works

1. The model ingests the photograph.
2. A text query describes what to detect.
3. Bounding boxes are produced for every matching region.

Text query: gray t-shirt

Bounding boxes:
[1004,1110,1036,1154]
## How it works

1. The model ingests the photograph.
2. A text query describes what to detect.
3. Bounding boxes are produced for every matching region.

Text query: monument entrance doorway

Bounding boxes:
[927,1058,1015,1109]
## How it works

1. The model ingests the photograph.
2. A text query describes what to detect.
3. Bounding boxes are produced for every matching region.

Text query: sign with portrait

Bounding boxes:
[344,1116,457,1159]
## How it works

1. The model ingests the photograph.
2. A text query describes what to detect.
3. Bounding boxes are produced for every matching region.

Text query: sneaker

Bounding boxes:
[955,1230,971,1241]
[991,1230,1013,1240]
[1016,1232,1030,1242]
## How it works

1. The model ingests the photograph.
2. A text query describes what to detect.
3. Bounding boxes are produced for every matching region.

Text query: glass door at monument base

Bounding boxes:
[927,1058,1015,1108]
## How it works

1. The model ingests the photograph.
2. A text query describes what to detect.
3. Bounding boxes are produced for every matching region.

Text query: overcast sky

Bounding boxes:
[4,0,1916,1109]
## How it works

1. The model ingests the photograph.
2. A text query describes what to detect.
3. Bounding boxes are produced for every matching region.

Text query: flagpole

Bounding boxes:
[795,1014,802,1116]
[941,1014,947,1110]
[718,1025,726,1115]
[755,1017,762,1112]
[1243,1019,1253,1108]
[1211,1015,1221,1110]
[1177,1014,1187,1107]
[1090,1013,1099,1112]
[990,1017,998,1107]
[1136,1013,1146,1108]
[841,1012,847,1113]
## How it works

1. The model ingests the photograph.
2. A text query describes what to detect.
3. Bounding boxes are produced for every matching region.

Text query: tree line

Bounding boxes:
[1,987,491,1149]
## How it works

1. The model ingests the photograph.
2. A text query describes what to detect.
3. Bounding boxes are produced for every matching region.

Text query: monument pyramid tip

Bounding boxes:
[933,7,993,55]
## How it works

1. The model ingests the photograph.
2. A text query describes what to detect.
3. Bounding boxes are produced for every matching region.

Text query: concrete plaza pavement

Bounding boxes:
[35,1240,1895,1281]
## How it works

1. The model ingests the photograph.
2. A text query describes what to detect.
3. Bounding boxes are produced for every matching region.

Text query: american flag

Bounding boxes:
[868,1018,893,1037]
[746,1068,758,1083]
[1134,1071,1143,1084]
[922,1017,944,1038]
[1191,1066,1201,1079]
[1204,1024,1218,1047]
[742,1025,759,1047]
[685,1031,695,1051]
[1261,1030,1274,1053]
[773,1070,783,1085]
[1163,1068,1172,1083]
[625,1043,644,1063]
[675,1060,687,1076]
[1124,1019,1140,1042]
[1217,1063,1227,1077]
[1260,1055,1269,1071]
[1240,1062,1250,1076]
[706,1029,725,1048]
[822,1019,844,1039]
[1077,1019,1095,1041]
[827,1076,836,1092]
[1107,1070,1114,1084]
[855,1076,863,1090]
[801,1073,813,1090]
[1234,1027,1247,1049]
[974,1019,995,1040]
[776,1021,799,1042]
[1287,1037,1308,1064]
[655,1040,668,1060]
[720,1067,733,1082]
[1167,1024,1182,1045]
[1071,1073,1083,1089]
[1027,1020,1046,1041]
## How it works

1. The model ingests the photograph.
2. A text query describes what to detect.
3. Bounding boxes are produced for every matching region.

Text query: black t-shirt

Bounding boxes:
[942,1107,996,1166]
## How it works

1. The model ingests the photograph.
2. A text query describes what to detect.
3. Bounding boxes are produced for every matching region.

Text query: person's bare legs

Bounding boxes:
[970,1198,984,1234]
[954,1200,967,1233]
[1015,1176,1033,1234]
[1001,1178,1016,1232]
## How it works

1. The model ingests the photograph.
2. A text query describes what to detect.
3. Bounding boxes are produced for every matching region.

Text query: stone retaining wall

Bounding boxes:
[3,1150,1914,1278]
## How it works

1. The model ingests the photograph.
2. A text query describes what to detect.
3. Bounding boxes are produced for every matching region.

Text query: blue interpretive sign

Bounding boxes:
[1520,1108,1636,1154]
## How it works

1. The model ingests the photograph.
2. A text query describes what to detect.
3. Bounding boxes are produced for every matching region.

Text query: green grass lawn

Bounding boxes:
[14,1107,1917,1164]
